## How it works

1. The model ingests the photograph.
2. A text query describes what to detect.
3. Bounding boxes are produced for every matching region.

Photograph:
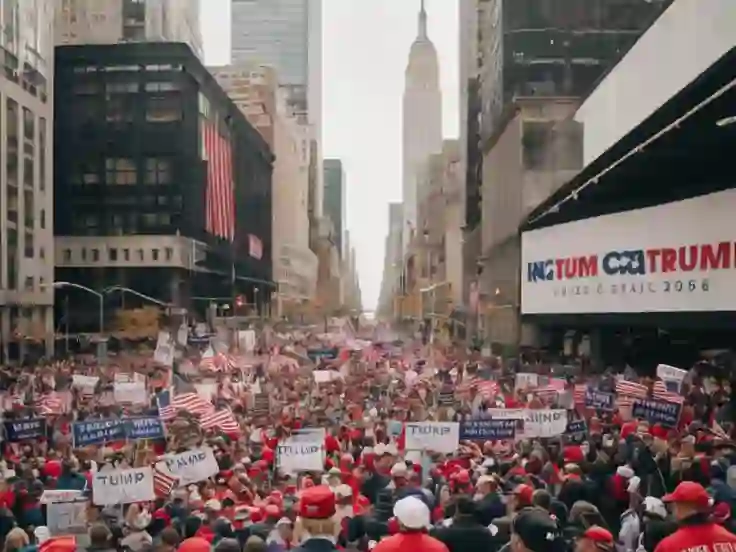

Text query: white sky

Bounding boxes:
[201,0,459,310]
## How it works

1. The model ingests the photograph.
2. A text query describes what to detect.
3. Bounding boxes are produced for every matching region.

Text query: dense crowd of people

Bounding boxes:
[0,325,734,552]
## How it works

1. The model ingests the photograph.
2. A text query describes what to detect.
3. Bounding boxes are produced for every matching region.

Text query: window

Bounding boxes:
[136,249,144,261]
[24,276,33,291]
[23,157,33,188]
[146,95,181,122]
[81,248,87,261]
[7,99,18,186]
[141,213,157,227]
[106,82,138,94]
[24,231,34,258]
[152,248,160,261]
[145,81,178,92]
[105,158,136,185]
[39,247,45,259]
[109,248,118,261]
[91,248,100,262]
[63,248,72,262]
[40,209,45,229]
[123,248,130,261]
[144,158,172,184]
[106,96,133,123]
[22,108,34,141]
[39,118,46,190]
[165,247,173,261]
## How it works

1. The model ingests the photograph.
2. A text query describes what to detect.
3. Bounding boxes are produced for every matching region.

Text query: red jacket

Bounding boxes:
[655,522,736,552]
[373,533,449,552]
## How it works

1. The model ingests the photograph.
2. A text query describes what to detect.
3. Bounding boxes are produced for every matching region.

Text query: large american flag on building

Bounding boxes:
[202,118,235,241]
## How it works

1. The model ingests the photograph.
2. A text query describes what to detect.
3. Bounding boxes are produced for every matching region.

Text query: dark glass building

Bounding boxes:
[54,43,274,331]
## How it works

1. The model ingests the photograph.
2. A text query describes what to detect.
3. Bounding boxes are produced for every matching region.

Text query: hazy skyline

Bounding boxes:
[201,0,459,310]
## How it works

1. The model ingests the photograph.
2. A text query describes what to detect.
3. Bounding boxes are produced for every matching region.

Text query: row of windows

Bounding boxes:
[70,212,174,236]
[72,158,173,186]
[74,80,180,95]
[61,246,174,264]
[71,64,184,74]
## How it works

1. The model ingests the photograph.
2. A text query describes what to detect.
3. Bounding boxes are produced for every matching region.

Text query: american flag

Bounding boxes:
[534,378,566,402]
[158,392,214,421]
[457,377,499,401]
[36,392,66,415]
[652,380,685,404]
[616,380,648,400]
[203,119,235,241]
[153,464,179,497]
[248,234,263,260]
[200,409,240,434]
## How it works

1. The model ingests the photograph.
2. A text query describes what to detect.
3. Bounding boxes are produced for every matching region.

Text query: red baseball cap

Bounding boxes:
[662,481,711,508]
[298,485,336,519]
[582,526,614,544]
[513,484,534,506]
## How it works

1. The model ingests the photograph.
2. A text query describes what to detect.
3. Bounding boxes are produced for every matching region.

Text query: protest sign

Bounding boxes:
[72,375,99,394]
[404,422,459,453]
[632,398,682,427]
[584,387,615,411]
[277,437,324,473]
[124,417,165,440]
[565,419,588,435]
[47,499,87,537]
[487,408,568,438]
[161,447,219,486]
[656,364,687,392]
[114,381,147,404]
[92,467,155,505]
[515,373,538,389]
[459,418,520,440]
[4,419,46,441]
[73,419,126,447]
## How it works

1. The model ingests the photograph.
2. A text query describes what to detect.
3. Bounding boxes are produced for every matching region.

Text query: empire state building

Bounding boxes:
[402,0,443,250]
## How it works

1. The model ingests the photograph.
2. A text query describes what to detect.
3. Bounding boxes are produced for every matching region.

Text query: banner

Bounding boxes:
[277,438,324,473]
[92,467,155,505]
[125,417,165,440]
[5,419,46,441]
[632,398,682,427]
[73,416,165,446]
[459,418,520,440]
[487,408,568,438]
[404,422,459,453]
[73,419,126,447]
[161,447,219,486]
[584,387,615,411]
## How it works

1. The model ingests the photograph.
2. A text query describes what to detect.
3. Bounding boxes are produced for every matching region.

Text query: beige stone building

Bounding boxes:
[210,64,317,316]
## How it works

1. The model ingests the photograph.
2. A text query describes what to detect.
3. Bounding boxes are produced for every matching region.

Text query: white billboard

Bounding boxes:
[575,0,736,166]
[521,189,736,315]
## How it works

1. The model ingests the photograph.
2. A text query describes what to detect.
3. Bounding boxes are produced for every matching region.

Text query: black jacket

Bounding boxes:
[292,538,341,552]
[431,515,499,552]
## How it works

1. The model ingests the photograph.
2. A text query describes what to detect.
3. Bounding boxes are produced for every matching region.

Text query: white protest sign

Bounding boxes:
[160,447,219,486]
[47,500,87,536]
[277,438,324,473]
[314,370,341,384]
[92,467,155,505]
[656,364,687,391]
[72,375,99,394]
[154,331,174,366]
[404,422,459,453]
[113,381,148,404]
[41,490,83,504]
[487,408,568,438]
[515,373,538,390]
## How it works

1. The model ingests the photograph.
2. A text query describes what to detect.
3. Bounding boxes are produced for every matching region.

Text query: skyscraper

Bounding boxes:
[56,0,203,60]
[402,0,443,250]
[0,0,56,357]
[323,159,346,258]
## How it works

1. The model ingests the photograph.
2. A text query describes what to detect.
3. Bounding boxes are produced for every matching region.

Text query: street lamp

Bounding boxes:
[102,285,171,307]
[46,281,104,335]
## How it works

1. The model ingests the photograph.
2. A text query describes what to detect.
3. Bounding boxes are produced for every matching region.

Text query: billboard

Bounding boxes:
[521,189,736,315]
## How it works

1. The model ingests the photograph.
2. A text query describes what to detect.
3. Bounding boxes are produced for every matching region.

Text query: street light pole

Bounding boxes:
[48,281,104,335]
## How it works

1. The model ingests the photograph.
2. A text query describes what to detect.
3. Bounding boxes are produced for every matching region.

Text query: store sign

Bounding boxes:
[521,189,736,314]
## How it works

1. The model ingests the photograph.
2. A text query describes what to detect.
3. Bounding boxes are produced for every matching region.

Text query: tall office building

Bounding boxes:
[231,0,323,217]
[323,159,346,258]
[402,0,443,250]
[0,0,56,358]
[56,0,203,60]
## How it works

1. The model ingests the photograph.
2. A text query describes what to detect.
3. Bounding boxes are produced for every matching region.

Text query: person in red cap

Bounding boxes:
[655,482,736,552]
[575,526,614,552]
[291,485,340,552]
[372,496,449,552]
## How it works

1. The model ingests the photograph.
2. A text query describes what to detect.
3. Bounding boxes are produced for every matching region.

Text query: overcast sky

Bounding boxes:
[201,0,459,310]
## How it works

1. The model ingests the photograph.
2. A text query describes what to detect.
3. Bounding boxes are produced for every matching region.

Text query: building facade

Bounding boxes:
[0,0,56,359]
[210,64,317,315]
[56,0,203,60]
[323,159,345,258]
[377,203,404,319]
[54,43,273,332]
[402,0,443,251]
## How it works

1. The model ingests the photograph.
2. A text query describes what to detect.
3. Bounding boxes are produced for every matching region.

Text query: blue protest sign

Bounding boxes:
[459,418,520,440]
[307,348,338,362]
[632,398,682,427]
[565,419,588,435]
[584,387,615,411]
[73,419,126,447]
[125,417,166,440]
[5,419,46,441]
